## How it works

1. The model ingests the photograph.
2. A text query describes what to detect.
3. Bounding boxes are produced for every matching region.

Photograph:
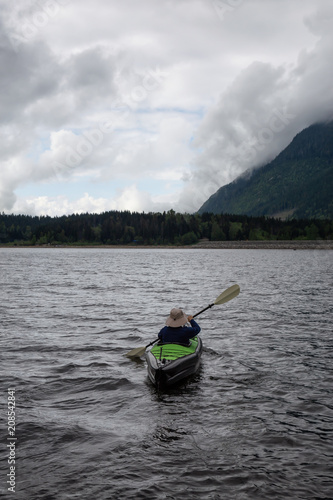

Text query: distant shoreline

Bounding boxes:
[192,240,333,250]
[1,240,333,250]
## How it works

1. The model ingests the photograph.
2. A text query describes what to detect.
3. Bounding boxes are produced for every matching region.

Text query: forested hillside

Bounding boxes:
[198,122,333,219]
[0,210,332,246]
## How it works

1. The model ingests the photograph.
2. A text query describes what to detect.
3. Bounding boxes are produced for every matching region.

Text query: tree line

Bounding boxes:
[0,210,332,246]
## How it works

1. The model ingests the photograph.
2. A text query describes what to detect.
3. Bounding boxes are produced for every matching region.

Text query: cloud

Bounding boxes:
[0,0,332,216]
[13,185,176,217]
[181,0,333,212]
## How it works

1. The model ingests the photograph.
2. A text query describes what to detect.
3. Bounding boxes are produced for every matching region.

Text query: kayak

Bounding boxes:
[145,337,203,389]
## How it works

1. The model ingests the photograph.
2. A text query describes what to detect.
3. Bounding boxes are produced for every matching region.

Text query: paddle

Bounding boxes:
[125,339,159,360]
[125,284,240,359]
[193,284,240,318]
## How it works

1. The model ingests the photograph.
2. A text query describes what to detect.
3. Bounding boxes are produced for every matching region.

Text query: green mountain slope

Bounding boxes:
[198,122,333,219]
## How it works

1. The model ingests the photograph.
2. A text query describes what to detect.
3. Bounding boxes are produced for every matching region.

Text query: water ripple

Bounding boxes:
[0,248,332,499]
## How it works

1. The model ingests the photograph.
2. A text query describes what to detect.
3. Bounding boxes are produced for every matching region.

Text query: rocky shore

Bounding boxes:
[192,240,333,250]
[2,240,332,250]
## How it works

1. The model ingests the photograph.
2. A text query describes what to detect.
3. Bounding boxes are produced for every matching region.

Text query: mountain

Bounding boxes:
[198,122,333,219]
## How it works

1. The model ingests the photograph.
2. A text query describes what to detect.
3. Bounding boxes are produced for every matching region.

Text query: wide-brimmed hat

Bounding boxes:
[165,308,188,328]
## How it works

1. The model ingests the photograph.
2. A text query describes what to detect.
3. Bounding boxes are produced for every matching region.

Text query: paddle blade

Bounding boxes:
[126,346,147,358]
[214,284,240,305]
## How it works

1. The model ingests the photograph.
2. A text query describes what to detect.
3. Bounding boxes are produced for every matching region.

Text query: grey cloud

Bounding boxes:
[182,3,333,213]
[0,183,17,211]
[0,33,58,124]
[1,0,333,215]
[0,12,120,210]
[65,46,117,95]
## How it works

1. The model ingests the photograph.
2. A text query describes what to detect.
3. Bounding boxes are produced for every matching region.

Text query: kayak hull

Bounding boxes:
[145,337,203,389]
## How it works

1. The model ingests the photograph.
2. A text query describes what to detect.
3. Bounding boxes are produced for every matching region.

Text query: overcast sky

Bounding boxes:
[1,0,332,216]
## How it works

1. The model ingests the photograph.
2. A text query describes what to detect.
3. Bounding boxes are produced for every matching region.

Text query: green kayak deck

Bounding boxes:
[150,337,199,361]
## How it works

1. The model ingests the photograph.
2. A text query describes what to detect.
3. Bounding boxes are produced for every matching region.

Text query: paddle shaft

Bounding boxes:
[146,338,159,348]
[193,303,214,319]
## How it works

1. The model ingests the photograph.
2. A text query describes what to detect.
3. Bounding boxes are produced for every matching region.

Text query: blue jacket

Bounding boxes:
[158,319,201,344]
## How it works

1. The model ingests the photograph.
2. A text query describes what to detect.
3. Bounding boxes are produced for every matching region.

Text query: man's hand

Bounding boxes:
[187,315,193,321]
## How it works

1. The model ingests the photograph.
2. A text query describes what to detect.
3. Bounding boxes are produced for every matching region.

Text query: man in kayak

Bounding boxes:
[158,308,201,345]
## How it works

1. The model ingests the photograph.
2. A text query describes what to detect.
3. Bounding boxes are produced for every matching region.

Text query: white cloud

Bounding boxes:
[13,185,175,217]
[180,0,333,212]
[0,0,332,216]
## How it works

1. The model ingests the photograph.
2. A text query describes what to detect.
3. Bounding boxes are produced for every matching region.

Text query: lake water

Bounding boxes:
[0,247,332,500]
